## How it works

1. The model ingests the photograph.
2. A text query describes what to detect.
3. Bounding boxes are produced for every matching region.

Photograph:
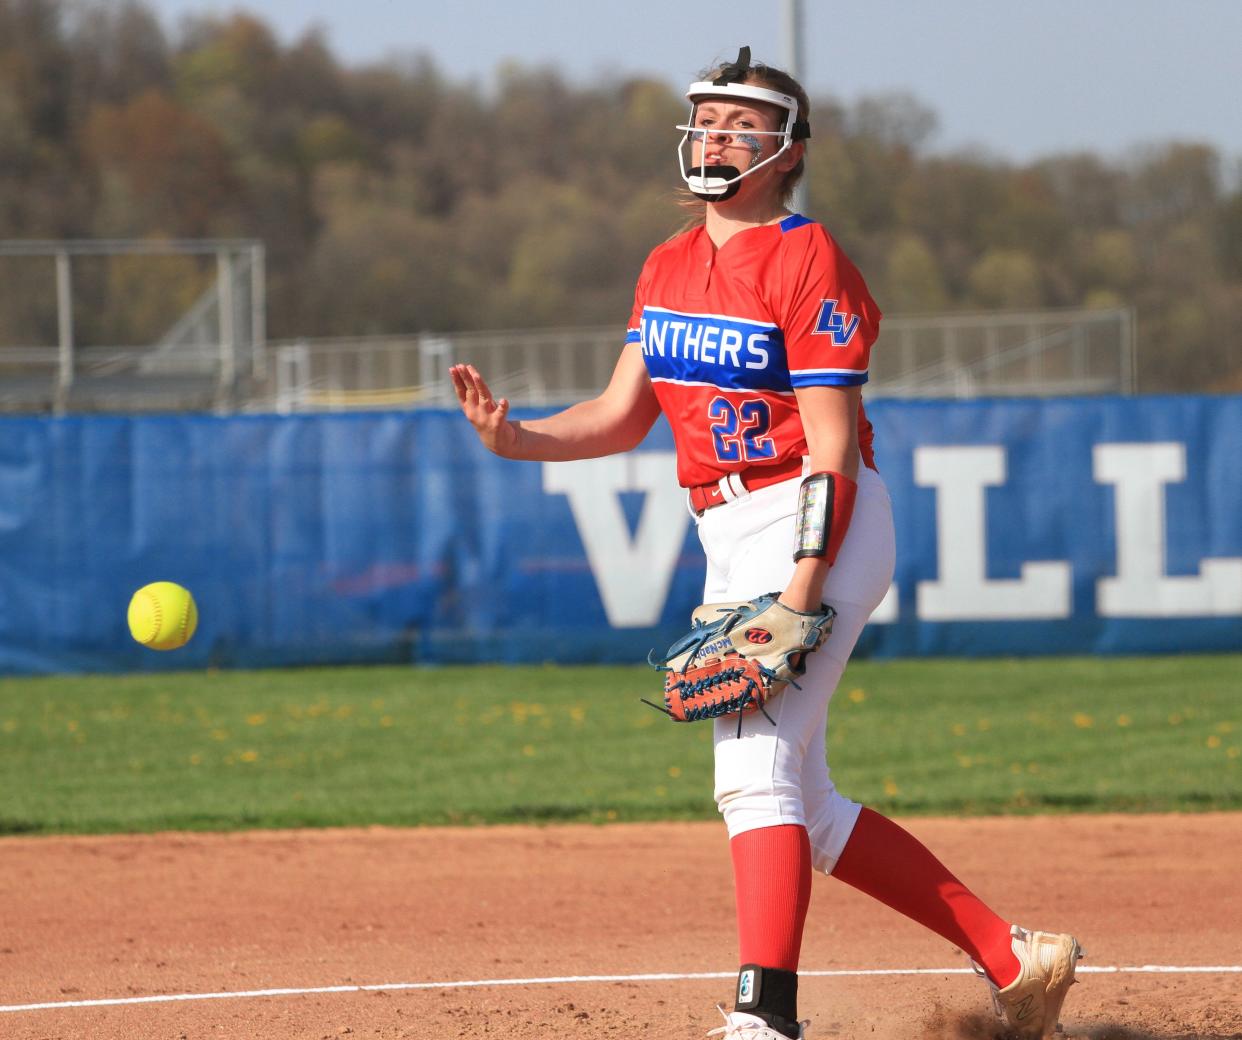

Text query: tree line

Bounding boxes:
[2,0,1240,391]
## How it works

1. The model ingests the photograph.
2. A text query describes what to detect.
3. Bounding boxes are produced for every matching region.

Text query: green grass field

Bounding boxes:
[1,656,1238,835]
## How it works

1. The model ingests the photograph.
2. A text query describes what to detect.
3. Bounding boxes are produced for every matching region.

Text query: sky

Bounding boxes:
[143,0,1242,167]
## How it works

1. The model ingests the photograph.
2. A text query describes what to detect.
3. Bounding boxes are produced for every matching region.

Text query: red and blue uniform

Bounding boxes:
[626,213,881,487]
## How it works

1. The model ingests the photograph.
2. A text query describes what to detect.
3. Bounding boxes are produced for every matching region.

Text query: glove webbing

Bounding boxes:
[643,664,779,735]
[671,666,759,719]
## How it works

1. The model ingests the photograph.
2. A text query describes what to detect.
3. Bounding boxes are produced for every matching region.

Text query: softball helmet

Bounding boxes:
[677,46,811,202]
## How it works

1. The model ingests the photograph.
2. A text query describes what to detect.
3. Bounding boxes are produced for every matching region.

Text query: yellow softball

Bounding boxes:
[127,582,198,651]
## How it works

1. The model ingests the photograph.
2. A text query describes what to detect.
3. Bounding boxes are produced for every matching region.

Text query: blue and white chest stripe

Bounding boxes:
[628,305,868,390]
[634,306,793,393]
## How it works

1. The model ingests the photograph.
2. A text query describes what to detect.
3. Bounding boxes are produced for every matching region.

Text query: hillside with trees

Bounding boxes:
[2,0,1240,391]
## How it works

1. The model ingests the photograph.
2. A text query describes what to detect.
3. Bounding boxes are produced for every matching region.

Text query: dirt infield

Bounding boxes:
[2,813,1239,1040]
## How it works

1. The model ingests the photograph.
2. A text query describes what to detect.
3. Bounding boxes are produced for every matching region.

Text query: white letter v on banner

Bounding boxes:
[543,453,689,627]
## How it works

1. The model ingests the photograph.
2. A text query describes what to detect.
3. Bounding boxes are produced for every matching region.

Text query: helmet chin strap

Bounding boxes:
[685,164,745,202]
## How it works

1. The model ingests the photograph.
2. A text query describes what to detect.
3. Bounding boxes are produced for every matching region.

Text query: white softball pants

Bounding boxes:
[693,462,896,874]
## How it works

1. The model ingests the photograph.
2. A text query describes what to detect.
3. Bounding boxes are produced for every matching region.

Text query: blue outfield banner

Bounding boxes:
[1,396,1240,674]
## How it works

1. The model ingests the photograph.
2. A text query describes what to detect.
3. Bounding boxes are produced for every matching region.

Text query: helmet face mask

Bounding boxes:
[676,79,809,203]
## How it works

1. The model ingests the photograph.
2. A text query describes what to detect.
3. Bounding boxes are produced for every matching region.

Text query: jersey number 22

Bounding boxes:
[709,397,775,463]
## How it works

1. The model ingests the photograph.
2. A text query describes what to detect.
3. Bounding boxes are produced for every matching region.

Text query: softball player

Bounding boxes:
[452,47,1082,1040]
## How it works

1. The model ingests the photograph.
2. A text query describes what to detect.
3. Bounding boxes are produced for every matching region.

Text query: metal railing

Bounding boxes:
[0,239,265,413]
[257,307,1136,413]
[1,245,1134,414]
[872,308,1136,398]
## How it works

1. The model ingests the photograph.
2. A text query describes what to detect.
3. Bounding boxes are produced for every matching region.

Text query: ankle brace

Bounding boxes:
[735,964,800,1038]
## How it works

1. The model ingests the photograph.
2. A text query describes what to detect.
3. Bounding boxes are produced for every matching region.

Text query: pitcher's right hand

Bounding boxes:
[450,364,521,458]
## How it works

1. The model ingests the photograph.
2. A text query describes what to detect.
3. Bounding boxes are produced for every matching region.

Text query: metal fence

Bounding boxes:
[872,307,1136,397]
[265,326,619,412]
[259,307,1136,412]
[0,241,1134,412]
[0,239,265,413]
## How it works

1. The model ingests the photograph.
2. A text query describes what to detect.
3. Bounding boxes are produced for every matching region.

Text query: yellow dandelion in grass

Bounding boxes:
[655,785,668,797]
[521,744,537,757]
[606,809,618,820]
[955,753,973,768]
[211,728,229,741]
[380,716,395,728]
[508,702,546,722]
[1116,714,1132,727]
[569,706,587,723]
[1010,762,1023,774]
[668,766,682,779]
[333,705,354,720]
[66,720,79,733]
[1216,722,1235,734]
[951,723,967,737]
[1073,713,1094,729]
[2,720,16,733]
[1228,747,1240,759]
[883,777,900,796]
[239,750,259,763]
[1206,735,1222,749]
[848,688,866,704]
[511,700,546,720]
[189,753,203,766]
[246,713,267,726]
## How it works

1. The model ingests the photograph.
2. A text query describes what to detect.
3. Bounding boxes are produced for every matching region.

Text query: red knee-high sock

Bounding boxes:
[731,824,812,971]
[831,808,1020,987]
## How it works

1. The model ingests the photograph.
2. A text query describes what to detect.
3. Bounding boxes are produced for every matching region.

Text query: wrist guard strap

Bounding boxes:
[793,471,858,565]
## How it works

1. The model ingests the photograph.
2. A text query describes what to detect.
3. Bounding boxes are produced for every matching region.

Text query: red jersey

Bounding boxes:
[627,214,880,488]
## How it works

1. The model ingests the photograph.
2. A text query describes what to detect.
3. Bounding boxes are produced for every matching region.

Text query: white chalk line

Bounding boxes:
[2,965,1239,1015]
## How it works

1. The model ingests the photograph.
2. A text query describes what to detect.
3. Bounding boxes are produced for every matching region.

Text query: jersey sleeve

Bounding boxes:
[779,227,881,388]
[626,260,651,347]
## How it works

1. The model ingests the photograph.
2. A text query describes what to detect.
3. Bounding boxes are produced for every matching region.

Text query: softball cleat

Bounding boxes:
[706,1006,807,1039]
[976,924,1085,1039]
